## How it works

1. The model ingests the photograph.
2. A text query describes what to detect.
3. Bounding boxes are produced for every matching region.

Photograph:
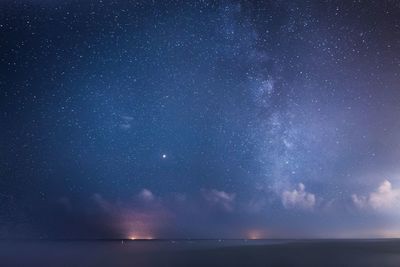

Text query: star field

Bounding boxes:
[1,0,400,239]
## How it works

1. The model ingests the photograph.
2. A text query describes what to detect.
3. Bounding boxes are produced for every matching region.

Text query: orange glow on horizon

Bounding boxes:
[247,230,266,240]
[128,234,154,240]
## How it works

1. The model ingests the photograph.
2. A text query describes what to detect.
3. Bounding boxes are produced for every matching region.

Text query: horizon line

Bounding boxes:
[1,237,399,241]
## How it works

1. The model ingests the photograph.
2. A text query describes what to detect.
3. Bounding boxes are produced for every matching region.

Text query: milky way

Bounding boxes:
[2,0,400,239]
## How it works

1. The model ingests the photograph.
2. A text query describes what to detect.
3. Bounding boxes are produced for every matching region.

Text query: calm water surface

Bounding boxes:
[2,239,400,266]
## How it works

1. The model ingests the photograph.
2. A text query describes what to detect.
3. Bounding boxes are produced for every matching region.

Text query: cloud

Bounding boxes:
[281,183,316,210]
[352,180,400,211]
[92,193,113,211]
[120,115,134,130]
[351,194,367,209]
[202,189,236,212]
[91,192,171,239]
[120,124,131,130]
[138,189,155,202]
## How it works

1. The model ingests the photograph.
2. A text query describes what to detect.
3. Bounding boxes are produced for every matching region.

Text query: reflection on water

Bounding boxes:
[2,239,400,266]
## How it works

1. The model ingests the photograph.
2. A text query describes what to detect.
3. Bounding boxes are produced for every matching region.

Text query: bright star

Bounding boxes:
[162,154,167,159]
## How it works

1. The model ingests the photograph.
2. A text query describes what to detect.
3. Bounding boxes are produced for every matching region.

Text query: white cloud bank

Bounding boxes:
[352,180,400,211]
[281,183,316,210]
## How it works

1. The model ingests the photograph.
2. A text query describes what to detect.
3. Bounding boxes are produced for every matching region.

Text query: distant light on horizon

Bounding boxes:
[247,230,265,240]
[129,235,154,240]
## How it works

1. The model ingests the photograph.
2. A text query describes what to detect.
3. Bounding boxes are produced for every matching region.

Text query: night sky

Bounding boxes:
[2,0,400,239]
